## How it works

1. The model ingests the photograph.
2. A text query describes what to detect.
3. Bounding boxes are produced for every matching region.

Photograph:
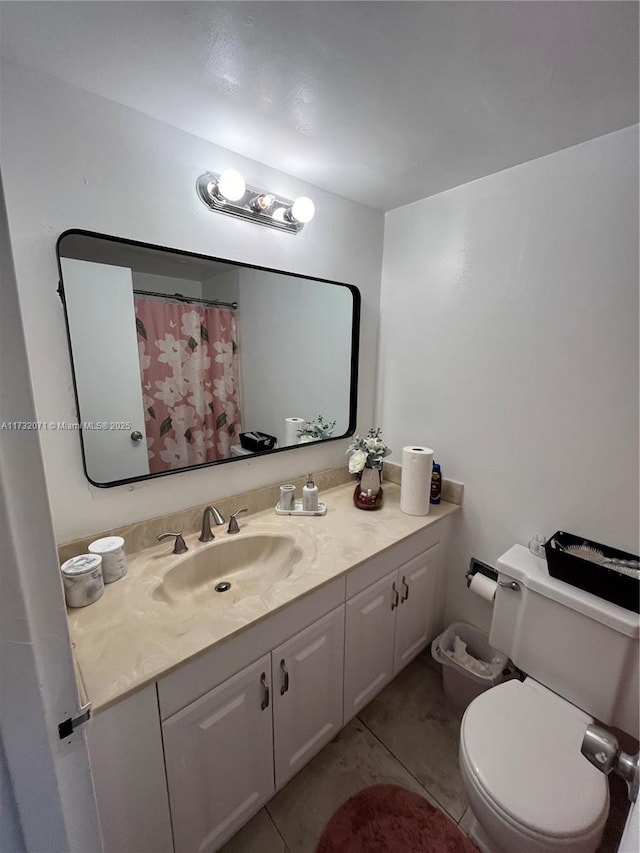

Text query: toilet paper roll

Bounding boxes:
[400,446,434,516]
[284,417,306,446]
[469,573,497,603]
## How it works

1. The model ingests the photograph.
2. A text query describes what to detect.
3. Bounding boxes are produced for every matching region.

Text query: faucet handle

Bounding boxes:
[157,532,188,554]
[227,507,248,534]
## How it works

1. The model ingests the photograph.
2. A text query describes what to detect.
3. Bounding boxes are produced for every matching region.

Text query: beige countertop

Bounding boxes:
[68,481,459,713]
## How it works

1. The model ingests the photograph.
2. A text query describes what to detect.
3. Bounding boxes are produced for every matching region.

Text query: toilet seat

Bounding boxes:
[460,678,609,845]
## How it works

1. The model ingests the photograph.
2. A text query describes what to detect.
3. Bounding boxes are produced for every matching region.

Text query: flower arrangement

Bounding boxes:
[297,415,337,443]
[347,428,391,473]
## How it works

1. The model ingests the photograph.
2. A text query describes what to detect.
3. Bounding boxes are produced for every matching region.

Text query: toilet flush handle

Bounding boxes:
[581,724,639,803]
[497,580,520,592]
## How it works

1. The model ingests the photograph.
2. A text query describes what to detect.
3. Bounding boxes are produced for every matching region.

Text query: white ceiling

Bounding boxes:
[1,1,638,211]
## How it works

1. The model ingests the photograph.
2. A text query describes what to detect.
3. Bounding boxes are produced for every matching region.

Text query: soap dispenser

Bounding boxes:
[302,473,319,512]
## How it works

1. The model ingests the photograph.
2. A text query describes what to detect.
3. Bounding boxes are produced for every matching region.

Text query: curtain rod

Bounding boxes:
[133,288,238,310]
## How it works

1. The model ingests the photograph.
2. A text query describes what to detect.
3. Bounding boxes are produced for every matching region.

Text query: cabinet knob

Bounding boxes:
[131,430,144,442]
[260,673,270,710]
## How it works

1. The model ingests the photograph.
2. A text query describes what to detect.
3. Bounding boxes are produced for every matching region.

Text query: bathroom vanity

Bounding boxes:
[66,479,459,853]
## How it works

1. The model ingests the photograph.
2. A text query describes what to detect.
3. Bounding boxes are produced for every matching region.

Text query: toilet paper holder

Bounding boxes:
[466,558,521,592]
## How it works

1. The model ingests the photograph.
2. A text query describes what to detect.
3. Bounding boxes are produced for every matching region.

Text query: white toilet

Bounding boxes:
[459,545,639,853]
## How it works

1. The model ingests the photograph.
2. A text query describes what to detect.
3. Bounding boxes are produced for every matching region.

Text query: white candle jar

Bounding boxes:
[88,536,128,583]
[61,554,104,608]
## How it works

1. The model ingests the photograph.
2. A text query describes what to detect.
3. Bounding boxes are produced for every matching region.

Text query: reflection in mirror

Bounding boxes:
[57,231,360,487]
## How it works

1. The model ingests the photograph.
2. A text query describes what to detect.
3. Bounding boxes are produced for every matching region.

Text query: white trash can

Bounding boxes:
[431,621,508,709]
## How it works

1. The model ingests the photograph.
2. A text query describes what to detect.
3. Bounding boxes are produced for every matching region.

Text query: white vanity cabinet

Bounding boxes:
[344,541,441,722]
[159,599,346,852]
[162,654,275,853]
[85,512,452,853]
[272,605,344,788]
[393,548,441,672]
[87,684,174,853]
[344,572,397,718]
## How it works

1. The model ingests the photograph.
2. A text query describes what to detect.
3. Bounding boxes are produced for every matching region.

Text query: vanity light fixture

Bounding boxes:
[196,170,314,234]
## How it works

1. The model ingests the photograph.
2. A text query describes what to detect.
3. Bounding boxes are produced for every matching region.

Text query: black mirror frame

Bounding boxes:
[56,228,360,488]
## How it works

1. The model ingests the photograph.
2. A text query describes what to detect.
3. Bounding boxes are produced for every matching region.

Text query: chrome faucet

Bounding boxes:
[227,507,248,534]
[199,506,226,542]
[157,532,188,554]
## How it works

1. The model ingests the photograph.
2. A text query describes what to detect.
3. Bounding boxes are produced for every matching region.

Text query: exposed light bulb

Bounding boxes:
[272,207,287,222]
[291,196,315,224]
[250,193,275,212]
[217,169,246,202]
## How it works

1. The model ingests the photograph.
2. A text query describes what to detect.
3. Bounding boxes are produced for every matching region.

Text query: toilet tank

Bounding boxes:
[491,545,639,738]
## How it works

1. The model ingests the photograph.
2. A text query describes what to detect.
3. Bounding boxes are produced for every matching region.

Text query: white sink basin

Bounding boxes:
[152,534,301,604]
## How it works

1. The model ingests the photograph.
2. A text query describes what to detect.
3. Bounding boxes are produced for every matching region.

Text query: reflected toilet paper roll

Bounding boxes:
[400,446,434,516]
[469,573,497,603]
[284,417,306,446]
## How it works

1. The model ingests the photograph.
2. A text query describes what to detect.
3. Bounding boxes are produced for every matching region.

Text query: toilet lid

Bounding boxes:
[461,679,608,838]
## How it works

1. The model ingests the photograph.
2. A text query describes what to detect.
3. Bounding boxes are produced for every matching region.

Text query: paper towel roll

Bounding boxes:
[400,446,434,516]
[284,417,306,446]
[469,573,497,603]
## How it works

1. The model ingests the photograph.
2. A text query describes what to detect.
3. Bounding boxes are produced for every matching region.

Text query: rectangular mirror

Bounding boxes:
[57,230,360,487]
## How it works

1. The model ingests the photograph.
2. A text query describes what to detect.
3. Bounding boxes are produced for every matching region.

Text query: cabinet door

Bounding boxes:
[393,546,440,674]
[272,605,345,789]
[88,685,173,853]
[344,571,397,722]
[162,654,274,853]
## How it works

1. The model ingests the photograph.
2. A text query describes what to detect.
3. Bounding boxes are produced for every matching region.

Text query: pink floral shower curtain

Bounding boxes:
[134,299,242,473]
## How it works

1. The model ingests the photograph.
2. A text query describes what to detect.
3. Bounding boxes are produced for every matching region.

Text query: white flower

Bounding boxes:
[171,404,198,434]
[159,436,190,468]
[154,377,184,407]
[189,428,214,463]
[182,349,211,382]
[213,341,235,371]
[212,375,236,400]
[216,434,231,457]
[348,449,367,473]
[187,381,214,417]
[137,341,151,372]
[156,335,189,368]
[180,310,202,339]
[223,400,237,424]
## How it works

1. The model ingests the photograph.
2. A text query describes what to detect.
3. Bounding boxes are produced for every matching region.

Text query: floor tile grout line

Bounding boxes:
[355,712,464,826]
[265,801,293,852]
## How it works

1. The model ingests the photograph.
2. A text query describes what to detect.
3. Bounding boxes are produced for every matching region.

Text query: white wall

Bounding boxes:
[133,271,203,300]
[201,268,239,306]
[0,173,102,853]
[0,63,384,542]
[238,269,353,444]
[379,126,639,633]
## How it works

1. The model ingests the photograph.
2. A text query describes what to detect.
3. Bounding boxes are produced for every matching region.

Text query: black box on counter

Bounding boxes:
[544,531,639,614]
[239,431,278,452]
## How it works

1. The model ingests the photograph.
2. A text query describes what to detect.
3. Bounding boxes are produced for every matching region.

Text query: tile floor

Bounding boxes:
[220,652,630,853]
